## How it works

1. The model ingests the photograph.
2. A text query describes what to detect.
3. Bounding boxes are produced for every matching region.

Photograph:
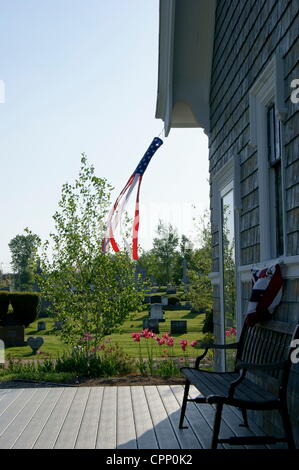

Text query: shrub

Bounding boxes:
[167,296,180,306]
[202,310,214,334]
[10,292,40,327]
[55,341,134,378]
[0,291,10,323]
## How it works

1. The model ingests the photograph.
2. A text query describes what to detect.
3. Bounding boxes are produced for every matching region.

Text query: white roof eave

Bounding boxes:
[155,0,216,136]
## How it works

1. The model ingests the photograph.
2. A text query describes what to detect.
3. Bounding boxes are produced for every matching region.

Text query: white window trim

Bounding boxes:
[238,255,299,282]
[209,157,242,370]
[249,55,287,261]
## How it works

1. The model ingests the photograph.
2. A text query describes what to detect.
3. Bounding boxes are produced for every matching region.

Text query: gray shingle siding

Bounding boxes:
[209,0,299,445]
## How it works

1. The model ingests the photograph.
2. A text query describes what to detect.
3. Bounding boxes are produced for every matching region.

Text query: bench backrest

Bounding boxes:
[236,320,298,386]
[237,321,293,364]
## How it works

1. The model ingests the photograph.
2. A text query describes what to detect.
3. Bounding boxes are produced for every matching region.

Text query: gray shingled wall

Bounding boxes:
[209,0,299,445]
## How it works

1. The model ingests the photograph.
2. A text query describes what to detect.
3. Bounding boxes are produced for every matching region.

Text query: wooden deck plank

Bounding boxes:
[0,385,285,450]
[144,386,180,449]
[116,387,137,449]
[33,388,77,449]
[0,389,49,449]
[12,388,64,449]
[0,389,24,418]
[170,385,217,449]
[157,385,201,449]
[131,386,158,449]
[75,387,104,449]
[96,387,117,449]
[0,389,38,437]
[54,387,90,449]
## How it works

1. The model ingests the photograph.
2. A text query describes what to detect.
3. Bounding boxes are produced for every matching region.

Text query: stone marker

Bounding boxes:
[171,320,187,334]
[54,321,63,330]
[38,321,46,331]
[0,326,25,347]
[143,318,159,334]
[151,288,158,293]
[166,286,177,294]
[150,304,164,321]
[27,336,44,355]
[151,295,162,304]
[161,296,168,306]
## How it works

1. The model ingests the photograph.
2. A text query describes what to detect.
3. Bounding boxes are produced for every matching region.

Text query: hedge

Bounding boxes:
[0,292,40,327]
[0,291,10,321]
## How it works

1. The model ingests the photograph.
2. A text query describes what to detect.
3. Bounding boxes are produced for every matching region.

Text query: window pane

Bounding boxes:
[267,104,281,166]
[221,189,236,371]
[275,164,284,256]
[267,103,284,257]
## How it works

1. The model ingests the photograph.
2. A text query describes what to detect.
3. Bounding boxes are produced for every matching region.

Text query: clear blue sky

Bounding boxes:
[0,0,209,272]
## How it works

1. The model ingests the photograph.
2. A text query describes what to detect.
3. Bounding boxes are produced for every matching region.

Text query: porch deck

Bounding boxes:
[0,385,285,449]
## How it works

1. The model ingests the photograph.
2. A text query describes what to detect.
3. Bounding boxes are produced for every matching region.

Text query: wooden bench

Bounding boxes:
[179,320,299,449]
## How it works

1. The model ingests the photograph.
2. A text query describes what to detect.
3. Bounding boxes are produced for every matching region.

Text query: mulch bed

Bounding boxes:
[0,374,186,389]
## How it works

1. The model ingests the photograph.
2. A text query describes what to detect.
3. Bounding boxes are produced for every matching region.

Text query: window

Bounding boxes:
[249,55,287,261]
[221,185,236,370]
[210,157,242,372]
[267,103,284,257]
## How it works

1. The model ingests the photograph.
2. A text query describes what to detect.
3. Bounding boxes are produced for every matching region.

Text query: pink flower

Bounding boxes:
[142,328,154,339]
[158,339,165,345]
[226,328,237,337]
[191,340,198,347]
[132,333,141,342]
[167,338,174,347]
[180,340,188,352]
[81,333,93,342]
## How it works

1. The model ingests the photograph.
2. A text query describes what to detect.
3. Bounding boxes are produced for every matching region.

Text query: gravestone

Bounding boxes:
[38,321,46,331]
[150,304,164,321]
[151,288,158,293]
[170,320,187,334]
[54,321,63,330]
[0,326,25,347]
[166,286,176,294]
[161,296,168,306]
[27,336,44,355]
[143,318,159,334]
[151,295,162,304]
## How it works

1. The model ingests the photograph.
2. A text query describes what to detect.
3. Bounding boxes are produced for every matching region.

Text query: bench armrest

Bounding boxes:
[201,342,239,350]
[228,360,289,399]
[194,342,239,369]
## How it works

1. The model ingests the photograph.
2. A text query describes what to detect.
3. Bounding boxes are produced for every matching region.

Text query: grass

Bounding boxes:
[107,309,206,358]
[3,309,206,361]
[4,317,70,360]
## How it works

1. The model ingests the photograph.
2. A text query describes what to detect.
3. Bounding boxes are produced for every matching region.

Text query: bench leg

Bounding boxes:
[211,402,223,450]
[279,404,295,449]
[240,408,249,428]
[179,379,190,429]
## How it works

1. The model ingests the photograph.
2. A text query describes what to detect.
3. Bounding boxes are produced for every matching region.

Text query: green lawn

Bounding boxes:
[107,309,206,358]
[4,317,70,360]
[4,309,206,361]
